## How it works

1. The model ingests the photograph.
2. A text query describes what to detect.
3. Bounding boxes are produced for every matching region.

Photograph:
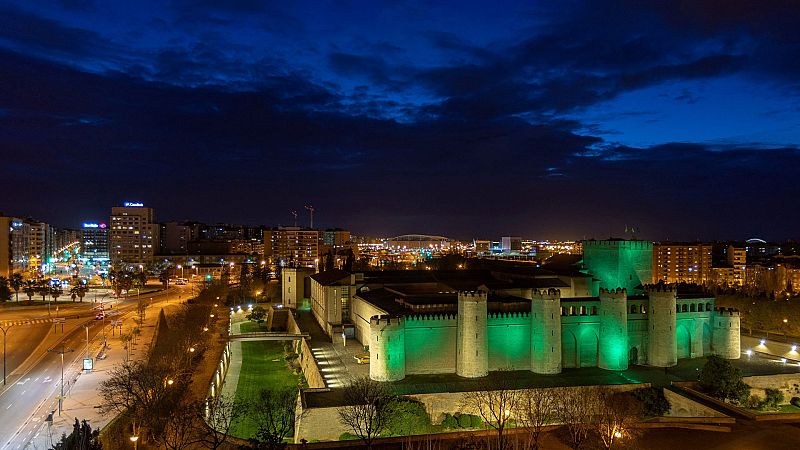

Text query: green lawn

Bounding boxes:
[754,404,800,414]
[239,321,269,333]
[229,340,302,438]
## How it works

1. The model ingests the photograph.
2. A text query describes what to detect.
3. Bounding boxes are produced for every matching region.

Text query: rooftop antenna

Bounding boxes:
[304,205,315,229]
[291,211,298,227]
[625,225,639,238]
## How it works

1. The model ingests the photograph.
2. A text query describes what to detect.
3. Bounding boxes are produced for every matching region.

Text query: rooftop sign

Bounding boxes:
[82,223,107,229]
[123,202,144,207]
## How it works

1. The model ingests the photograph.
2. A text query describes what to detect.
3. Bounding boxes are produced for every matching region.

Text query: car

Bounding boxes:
[354,354,370,364]
[95,313,105,320]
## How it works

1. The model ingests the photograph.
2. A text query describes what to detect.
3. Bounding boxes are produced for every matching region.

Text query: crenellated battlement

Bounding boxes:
[370,315,404,326]
[713,307,740,317]
[532,288,561,300]
[488,311,530,319]
[645,283,676,294]
[599,287,627,301]
[404,312,458,321]
[458,290,488,302]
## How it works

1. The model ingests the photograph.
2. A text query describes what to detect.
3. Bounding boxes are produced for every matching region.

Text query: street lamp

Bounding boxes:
[130,435,139,450]
[47,344,75,416]
[0,324,11,385]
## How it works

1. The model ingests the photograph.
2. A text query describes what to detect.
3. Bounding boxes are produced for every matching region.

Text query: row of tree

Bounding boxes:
[0,275,90,303]
[337,377,670,450]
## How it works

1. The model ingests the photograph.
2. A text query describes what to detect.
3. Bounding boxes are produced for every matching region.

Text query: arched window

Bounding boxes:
[706,302,712,311]
[569,306,576,316]
[698,303,704,312]
[630,305,637,314]
[580,306,586,316]
[690,304,696,312]
[676,305,680,313]
[591,306,598,315]
[561,307,566,316]
[681,304,688,312]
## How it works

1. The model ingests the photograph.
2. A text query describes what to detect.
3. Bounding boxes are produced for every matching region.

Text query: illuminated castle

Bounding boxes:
[295,239,741,382]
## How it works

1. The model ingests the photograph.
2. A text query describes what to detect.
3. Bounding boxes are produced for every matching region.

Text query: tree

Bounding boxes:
[462,377,521,450]
[698,355,750,404]
[246,305,267,323]
[337,377,397,449]
[518,388,557,450]
[554,387,597,450]
[9,273,23,302]
[594,388,643,449]
[70,284,88,302]
[51,285,63,303]
[0,277,11,302]
[246,387,300,449]
[197,395,241,450]
[159,269,170,288]
[23,280,37,302]
[632,387,670,417]
[158,401,201,450]
[52,418,102,450]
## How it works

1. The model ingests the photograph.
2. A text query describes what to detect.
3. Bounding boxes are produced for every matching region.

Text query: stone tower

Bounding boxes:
[456,291,488,378]
[369,315,406,381]
[712,307,741,359]
[646,284,677,367]
[598,287,629,371]
[530,288,562,374]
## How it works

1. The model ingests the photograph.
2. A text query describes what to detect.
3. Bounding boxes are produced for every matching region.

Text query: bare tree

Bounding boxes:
[197,394,241,450]
[337,377,396,449]
[517,388,557,450]
[158,401,201,450]
[247,387,301,449]
[554,387,598,450]
[595,388,643,449]
[461,377,521,450]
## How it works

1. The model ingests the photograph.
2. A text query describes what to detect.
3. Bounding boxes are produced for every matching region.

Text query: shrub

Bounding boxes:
[457,413,471,429]
[698,355,750,404]
[385,398,432,436]
[746,395,764,410]
[764,388,784,409]
[633,387,671,417]
[339,432,360,440]
[441,414,459,429]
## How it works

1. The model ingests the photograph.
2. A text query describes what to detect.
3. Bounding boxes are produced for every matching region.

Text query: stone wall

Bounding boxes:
[664,388,728,418]
[298,337,326,388]
[743,373,800,404]
[405,315,457,374]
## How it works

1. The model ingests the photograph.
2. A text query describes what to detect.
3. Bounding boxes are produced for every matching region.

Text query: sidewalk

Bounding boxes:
[24,302,173,448]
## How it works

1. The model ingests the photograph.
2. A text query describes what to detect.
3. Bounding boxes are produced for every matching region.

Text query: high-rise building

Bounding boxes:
[81,222,109,261]
[264,227,320,268]
[0,216,31,277]
[160,221,201,255]
[727,245,746,286]
[322,228,350,247]
[652,242,712,285]
[109,202,158,267]
[28,221,54,272]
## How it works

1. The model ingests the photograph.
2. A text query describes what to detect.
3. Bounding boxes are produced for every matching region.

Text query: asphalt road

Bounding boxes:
[0,285,187,449]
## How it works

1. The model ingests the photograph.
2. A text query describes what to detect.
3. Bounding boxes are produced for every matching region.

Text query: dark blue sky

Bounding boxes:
[1,0,799,241]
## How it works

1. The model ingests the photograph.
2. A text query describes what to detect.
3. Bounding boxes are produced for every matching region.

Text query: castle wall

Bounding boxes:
[531,289,562,374]
[488,312,531,370]
[351,295,388,345]
[712,308,741,359]
[369,316,406,381]
[648,287,677,367]
[599,288,628,370]
[405,315,458,374]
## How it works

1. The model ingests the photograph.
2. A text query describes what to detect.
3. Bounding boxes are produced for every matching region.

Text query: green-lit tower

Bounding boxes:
[598,287,628,370]
[369,315,406,381]
[647,284,677,367]
[582,239,653,295]
[456,291,488,378]
[530,288,562,374]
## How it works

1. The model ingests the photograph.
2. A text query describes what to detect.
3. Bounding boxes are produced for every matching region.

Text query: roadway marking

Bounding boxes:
[5,403,12,410]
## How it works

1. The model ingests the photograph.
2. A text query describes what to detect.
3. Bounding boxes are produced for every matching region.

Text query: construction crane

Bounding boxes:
[304,205,315,229]
[291,211,298,227]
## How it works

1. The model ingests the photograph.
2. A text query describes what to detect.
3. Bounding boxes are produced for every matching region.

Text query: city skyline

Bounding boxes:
[2,1,800,240]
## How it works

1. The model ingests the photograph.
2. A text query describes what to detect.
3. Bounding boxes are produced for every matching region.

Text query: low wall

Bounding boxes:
[287,309,302,334]
[296,383,645,442]
[742,336,800,362]
[742,373,800,404]
[299,337,326,389]
[664,388,728,418]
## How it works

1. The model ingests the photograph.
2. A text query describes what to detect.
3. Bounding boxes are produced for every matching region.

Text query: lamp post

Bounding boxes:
[130,435,139,450]
[1,324,11,385]
[47,344,75,416]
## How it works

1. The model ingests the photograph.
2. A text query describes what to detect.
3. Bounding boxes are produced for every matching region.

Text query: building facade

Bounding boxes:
[0,216,31,278]
[264,227,320,268]
[81,222,109,262]
[582,239,653,294]
[652,243,712,284]
[109,203,158,266]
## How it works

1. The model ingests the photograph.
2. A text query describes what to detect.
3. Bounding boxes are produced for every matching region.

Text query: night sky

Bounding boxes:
[1,1,799,241]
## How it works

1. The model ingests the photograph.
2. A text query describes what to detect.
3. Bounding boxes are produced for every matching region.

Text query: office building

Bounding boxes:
[109,202,158,266]
[81,222,109,261]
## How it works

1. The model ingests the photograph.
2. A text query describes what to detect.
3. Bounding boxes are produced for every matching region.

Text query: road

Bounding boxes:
[0,284,191,449]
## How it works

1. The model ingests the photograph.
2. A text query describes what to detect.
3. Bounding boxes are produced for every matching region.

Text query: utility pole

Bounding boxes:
[304,205,315,229]
[47,344,74,416]
[0,324,11,385]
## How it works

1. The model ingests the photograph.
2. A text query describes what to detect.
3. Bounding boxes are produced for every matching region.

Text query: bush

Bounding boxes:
[764,388,784,409]
[791,396,800,408]
[441,414,459,429]
[746,395,764,410]
[633,387,671,417]
[339,432,360,440]
[457,413,472,429]
[698,355,750,404]
[385,398,432,436]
